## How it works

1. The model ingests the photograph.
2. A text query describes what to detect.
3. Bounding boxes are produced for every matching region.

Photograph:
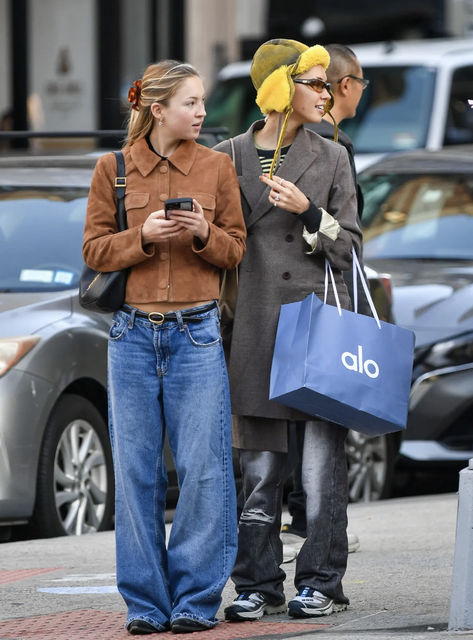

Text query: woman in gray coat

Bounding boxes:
[215,39,362,620]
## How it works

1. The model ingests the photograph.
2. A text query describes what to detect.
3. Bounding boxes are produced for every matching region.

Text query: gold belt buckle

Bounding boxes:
[148,312,165,325]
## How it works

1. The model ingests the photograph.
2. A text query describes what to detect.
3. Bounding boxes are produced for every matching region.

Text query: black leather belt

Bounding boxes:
[121,301,216,325]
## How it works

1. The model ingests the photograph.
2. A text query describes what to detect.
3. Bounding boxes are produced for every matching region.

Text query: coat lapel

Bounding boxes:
[236,124,266,216]
[237,123,320,230]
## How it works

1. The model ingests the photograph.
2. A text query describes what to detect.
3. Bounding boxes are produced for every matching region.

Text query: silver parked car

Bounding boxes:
[0,154,114,538]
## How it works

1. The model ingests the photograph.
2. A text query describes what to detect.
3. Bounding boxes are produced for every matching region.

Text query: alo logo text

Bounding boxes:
[341,345,379,379]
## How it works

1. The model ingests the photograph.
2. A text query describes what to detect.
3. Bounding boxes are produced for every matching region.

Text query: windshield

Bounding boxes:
[0,188,88,292]
[204,76,262,138]
[340,65,436,153]
[359,172,473,259]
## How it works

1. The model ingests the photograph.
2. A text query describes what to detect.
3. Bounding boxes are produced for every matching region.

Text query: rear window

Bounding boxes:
[0,188,88,292]
[359,172,473,259]
[343,65,436,153]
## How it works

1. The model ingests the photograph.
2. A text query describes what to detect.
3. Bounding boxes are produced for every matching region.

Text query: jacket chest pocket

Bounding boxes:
[178,191,216,222]
[125,192,150,227]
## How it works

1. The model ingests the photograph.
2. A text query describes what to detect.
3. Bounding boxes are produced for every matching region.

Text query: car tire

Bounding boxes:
[345,430,399,502]
[31,394,114,537]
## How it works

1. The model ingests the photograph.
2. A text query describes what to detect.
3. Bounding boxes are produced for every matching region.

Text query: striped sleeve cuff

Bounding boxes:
[302,208,341,254]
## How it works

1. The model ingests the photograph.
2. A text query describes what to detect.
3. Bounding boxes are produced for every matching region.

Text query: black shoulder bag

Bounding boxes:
[79,151,129,313]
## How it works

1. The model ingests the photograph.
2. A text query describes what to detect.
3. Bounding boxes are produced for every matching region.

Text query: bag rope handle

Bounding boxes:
[324,249,382,329]
[324,259,342,316]
[352,249,381,329]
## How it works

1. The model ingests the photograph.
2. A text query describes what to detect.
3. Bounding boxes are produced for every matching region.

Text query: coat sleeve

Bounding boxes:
[302,144,362,271]
[192,151,246,269]
[82,153,154,272]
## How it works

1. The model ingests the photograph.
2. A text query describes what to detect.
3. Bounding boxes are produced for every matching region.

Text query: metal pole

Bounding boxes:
[448,458,473,631]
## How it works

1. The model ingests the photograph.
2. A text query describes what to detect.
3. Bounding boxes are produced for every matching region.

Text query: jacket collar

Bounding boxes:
[238,120,319,229]
[130,138,197,177]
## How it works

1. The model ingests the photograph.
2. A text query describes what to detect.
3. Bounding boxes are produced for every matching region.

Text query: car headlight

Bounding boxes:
[0,337,40,377]
[422,332,473,370]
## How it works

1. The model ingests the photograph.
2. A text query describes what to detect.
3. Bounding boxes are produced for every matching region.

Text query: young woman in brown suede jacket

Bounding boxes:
[82,60,245,636]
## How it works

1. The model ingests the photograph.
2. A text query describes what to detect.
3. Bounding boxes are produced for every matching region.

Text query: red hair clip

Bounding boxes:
[128,79,142,111]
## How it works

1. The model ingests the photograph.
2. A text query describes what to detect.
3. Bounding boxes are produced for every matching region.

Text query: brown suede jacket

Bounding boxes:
[82,137,246,304]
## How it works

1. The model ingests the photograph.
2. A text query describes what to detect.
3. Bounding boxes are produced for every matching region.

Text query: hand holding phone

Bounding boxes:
[164,197,193,219]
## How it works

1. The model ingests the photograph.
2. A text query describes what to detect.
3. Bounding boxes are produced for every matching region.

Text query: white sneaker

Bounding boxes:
[288,586,347,618]
[225,592,287,621]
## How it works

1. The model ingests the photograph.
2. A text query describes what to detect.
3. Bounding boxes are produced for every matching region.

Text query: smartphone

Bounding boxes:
[164,197,193,219]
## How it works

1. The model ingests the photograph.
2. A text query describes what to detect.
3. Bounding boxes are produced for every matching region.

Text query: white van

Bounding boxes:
[204,38,473,171]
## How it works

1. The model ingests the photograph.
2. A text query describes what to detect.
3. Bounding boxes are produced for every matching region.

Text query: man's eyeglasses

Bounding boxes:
[338,74,370,90]
[293,78,332,94]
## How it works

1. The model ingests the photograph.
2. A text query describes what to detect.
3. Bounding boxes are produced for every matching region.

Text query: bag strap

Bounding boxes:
[324,260,342,315]
[228,137,243,175]
[223,138,239,287]
[323,250,382,329]
[113,151,127,232]
[352,249,381,328]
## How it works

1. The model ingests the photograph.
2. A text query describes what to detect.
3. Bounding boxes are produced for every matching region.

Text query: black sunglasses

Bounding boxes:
[338,74,370,90]
[293,78,332,93]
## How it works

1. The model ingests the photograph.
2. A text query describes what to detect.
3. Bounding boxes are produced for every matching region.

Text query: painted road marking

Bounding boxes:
[37,572,118,595]
[38,586,118,594]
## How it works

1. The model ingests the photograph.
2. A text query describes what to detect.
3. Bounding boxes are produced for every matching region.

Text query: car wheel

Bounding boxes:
[31,394,114,537]
[345,430,398,502]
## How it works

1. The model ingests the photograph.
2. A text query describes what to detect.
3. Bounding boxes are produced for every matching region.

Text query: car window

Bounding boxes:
[0,188,88,292]
[341,66,436,153]
[444,66,473,146]
[359,172,473,259]
[204,77,262,138]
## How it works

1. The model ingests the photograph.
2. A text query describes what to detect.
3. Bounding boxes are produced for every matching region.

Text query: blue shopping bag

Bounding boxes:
[269,255,415,436]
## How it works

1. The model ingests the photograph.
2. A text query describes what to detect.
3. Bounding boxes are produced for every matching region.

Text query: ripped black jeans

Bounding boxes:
[231,419,349,605]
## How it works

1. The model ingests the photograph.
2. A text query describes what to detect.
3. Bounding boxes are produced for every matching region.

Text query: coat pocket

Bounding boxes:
[125,192,150,226]
[178,191,216,222]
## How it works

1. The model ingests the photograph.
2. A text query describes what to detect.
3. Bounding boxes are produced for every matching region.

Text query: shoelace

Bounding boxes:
[298,587,327,603]
[236,592,263,603]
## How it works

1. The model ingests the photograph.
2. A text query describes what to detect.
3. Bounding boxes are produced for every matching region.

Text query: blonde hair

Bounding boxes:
[125,60,200,147]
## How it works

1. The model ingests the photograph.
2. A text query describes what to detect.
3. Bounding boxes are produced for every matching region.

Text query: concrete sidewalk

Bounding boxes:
[0,492,468,640]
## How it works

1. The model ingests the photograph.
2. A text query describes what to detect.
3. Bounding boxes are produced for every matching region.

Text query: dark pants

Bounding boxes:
[232,419,350,605]
[286,421,307,534]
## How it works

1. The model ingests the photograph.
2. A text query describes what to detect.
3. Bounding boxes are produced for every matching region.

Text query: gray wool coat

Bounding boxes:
[214,121,362,451]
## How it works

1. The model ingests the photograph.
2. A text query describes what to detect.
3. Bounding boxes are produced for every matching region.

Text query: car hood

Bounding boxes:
[365,259,473,347]
[0,291,73,337]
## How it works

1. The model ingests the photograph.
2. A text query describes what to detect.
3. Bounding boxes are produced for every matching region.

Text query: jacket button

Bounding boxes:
[159,165,168,173]
[285,234,294,242]
[160,252,168,260]
[160,193,168,201]
[282,272,291,280]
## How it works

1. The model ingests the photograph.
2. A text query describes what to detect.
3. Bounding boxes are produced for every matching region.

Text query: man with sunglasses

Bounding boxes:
[283,44,369,551]
[307,43,367,221]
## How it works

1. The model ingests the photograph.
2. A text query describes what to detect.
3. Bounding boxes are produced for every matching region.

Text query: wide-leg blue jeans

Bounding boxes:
[107,304,237,630]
